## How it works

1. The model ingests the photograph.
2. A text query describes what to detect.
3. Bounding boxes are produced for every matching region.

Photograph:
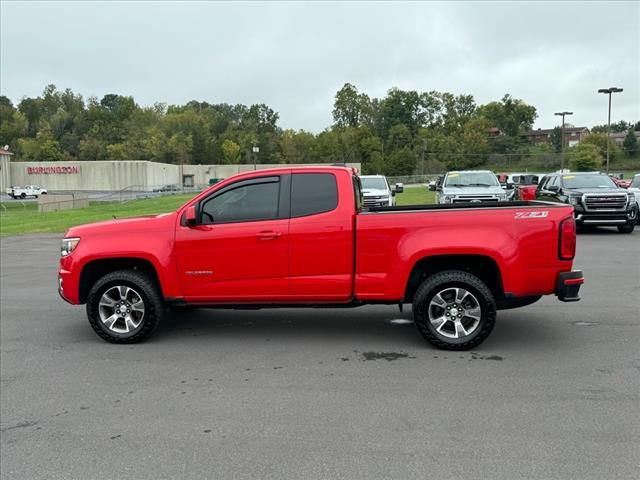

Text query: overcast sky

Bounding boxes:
[1,1,638,132]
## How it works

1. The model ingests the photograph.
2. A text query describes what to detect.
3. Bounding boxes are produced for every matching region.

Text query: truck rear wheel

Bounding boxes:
[86,270,164,344]
[412,270,496,350]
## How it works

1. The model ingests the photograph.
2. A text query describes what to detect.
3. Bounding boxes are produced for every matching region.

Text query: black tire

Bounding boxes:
[20,193,26,199]
[413,270,496,350]
[617,223,635,234]
[86,270,164,344]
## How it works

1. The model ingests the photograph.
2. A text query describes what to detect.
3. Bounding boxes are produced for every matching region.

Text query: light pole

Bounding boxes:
[554,111,573,172]
[598,87,623,173]
[252,145,259,171]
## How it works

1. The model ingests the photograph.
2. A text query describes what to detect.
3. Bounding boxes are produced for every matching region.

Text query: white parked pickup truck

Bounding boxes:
[6,185,48,199]
[359,175,403,208]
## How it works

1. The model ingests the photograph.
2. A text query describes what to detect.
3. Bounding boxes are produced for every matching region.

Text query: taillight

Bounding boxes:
[559,217,576,260]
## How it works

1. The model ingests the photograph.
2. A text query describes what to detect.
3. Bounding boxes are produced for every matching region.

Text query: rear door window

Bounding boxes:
[291,173,338,217]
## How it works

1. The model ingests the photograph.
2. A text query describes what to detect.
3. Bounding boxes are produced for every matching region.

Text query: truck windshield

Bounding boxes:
[562,175,617,189]
[360,177,388,190]
[630,176,640,188]
[444,172,499,187]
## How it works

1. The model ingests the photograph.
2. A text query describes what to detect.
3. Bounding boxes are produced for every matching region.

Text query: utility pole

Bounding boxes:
[252,145,259,171]
[554,111,573,172]
[598,87,623,173]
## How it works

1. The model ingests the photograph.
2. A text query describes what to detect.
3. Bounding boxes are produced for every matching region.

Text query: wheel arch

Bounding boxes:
[404,254,504,303]
[79,257,162,304]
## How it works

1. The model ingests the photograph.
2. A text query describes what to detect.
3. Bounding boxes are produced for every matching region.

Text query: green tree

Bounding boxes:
[221,139,241,164]
[591,121,631,134]
[332,83,371,129]
[360,135,384,174]
[77,136,107,161]
[623,129,638,156]
[581,133,620,159]
[568,143,602,171]
[387,124,412,151]
[550,126,563,153]
[0,97,27,148]
[475,94,537,137]
[37,131,64,161]
[386,147,417,176]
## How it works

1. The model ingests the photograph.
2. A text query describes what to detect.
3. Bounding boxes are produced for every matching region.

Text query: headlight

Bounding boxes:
[629,195,636,205]
[441,195,452,203]
[61,237,80,257]
[497,194,507,201]
[568,196,580,206]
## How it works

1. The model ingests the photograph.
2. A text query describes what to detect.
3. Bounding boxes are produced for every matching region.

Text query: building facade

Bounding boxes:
[1,156,360,192]
[610,130,640,148]
[524,127,590,148]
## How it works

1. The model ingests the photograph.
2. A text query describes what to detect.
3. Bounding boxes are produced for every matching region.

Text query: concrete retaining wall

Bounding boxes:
[38,192,89,212]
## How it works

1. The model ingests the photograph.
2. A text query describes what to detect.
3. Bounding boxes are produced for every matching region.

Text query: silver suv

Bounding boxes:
[437,170,508,204]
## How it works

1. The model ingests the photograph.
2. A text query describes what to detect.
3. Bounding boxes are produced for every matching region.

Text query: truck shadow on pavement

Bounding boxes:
[137,306,556,352]
[155,308,426,347]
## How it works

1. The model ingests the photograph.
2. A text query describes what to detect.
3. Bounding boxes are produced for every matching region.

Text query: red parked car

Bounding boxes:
[59,166,583,350]
[609,175,631,189]
[513,175,543,201]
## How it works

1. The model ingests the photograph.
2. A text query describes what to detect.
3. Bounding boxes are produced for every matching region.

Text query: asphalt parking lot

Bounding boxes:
[1,230,639,480]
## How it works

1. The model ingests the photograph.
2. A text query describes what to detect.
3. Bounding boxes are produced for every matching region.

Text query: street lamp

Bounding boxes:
[598,87,623,173]
[554,111,573,172]
[252,145,259,171]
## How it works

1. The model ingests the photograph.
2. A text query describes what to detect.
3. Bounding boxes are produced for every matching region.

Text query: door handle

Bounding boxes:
[256,231,281,240]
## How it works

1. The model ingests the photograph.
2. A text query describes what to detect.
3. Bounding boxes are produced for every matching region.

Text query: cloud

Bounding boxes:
[1,1,638,131]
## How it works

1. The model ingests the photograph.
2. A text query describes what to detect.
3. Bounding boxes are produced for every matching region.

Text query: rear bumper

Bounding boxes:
[555,270,583,302]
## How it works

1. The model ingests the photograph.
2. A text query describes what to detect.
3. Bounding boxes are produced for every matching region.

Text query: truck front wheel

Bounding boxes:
[412,270,496,350]
[617,223,635,233]
[86,270,164,344]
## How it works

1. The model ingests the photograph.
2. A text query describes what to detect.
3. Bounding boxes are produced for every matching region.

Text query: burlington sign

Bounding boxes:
[27,166,80,175]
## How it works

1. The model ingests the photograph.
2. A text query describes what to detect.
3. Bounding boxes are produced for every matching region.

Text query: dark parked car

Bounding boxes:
[536,172,637,233]
[153,184,181,193]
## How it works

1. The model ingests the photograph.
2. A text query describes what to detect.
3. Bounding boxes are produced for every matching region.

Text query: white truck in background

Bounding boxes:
[6,185,48,199]
[359,175,403,208]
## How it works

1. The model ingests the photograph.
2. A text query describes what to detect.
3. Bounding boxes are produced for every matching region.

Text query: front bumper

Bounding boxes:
[555,270,584,302]
[574,205,637,226]
[58,255,81,304]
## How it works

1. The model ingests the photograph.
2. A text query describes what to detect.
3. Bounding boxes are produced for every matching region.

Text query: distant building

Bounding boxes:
[0,148,14,192]
[524,127,590,147]
[610,130,640,148]
[486,127,503,138]
[0,154,360,192]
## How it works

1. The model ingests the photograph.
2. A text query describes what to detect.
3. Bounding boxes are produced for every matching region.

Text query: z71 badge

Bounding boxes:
[514,211,549,219]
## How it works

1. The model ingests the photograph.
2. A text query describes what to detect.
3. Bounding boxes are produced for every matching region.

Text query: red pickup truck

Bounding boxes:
[59,166,583,350]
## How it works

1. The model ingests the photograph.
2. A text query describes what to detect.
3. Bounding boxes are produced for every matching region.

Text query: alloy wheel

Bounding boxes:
[98,286,145,334]
[428,287,482,339]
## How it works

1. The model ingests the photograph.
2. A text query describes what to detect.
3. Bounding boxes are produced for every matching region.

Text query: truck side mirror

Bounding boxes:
[184,205,197,226]
[547,185,560,193]
[394,183,404,193]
